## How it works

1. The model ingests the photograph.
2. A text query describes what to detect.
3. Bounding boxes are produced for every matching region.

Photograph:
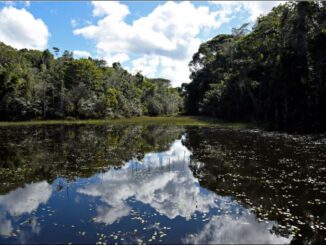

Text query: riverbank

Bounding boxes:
[0,116,253,129]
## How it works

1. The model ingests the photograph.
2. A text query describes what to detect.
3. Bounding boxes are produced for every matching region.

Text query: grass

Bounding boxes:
[0,115,254,129]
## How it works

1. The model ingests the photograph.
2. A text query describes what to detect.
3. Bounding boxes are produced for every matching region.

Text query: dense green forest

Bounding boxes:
[1,1,326,133]
[0,43,183,120]
[183,2,326,133]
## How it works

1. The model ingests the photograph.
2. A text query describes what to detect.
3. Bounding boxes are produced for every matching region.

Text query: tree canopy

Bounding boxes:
[2,1,325,133]
[183,1,326,133]
[0,43,183,120]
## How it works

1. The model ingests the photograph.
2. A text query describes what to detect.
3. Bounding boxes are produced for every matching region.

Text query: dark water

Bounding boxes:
[0,125,325,244]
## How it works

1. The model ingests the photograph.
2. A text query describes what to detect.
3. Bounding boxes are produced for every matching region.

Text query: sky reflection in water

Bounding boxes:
[0,135,291,244]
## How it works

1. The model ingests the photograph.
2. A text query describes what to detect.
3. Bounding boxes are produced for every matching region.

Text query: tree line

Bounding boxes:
[183,1,326,133]
[0,43,183,120]
[1,1,325,133]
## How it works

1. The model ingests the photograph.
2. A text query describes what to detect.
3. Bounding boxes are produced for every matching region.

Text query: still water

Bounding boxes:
[0,125,325,244]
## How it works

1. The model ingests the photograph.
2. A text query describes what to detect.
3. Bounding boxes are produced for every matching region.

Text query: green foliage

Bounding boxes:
[184,2,326,133]
[0,44,183,120]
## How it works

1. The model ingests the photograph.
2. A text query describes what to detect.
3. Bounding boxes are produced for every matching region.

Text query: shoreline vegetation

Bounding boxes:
[0,2,325,133]
[0,115,252,129]
[0,43,183,122]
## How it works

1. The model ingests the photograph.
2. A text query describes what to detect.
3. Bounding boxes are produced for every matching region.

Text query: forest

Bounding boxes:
[1,2,325,133]
[183,1,326,133]
[0,2,325,243]
[0,43,183,120]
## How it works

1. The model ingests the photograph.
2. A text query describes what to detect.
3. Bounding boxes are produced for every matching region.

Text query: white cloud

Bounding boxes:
[73,50,91,58]
[0,6,49,50]
[209,1,243,23]
[104,53,129,66]
[160,57,192,86]
[211,1,284,22]
[73,1,227,87]
[74,1,284,86]
[92,1,130,19]
[243,1,285,21]
[131,55,160,78]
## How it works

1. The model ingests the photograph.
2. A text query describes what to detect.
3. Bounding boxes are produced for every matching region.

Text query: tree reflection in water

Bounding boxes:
[0,125,325,244]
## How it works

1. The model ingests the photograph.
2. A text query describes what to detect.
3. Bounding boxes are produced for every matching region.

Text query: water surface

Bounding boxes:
[0,125,325,244]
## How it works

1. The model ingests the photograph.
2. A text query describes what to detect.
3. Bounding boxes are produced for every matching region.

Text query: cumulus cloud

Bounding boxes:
[0,6,49,50]
[73,1,226,86]
[74,1,285,86]
[131,55,160,78]
[104,53,129,66]
[73,50,91,58]
[92,1,130,19]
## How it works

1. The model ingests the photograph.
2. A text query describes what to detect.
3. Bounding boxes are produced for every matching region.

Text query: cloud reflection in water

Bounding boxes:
[0,181,52,237]
[77,137,291,244]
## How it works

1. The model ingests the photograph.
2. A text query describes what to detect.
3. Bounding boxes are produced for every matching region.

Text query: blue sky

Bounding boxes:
[0,1,283,86]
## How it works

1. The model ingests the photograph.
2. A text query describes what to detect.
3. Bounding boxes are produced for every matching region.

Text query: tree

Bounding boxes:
[184,1,326,133]
[0,43,183,121]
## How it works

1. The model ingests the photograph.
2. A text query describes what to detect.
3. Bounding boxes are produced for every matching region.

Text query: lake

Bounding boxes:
[0,125,325,244]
